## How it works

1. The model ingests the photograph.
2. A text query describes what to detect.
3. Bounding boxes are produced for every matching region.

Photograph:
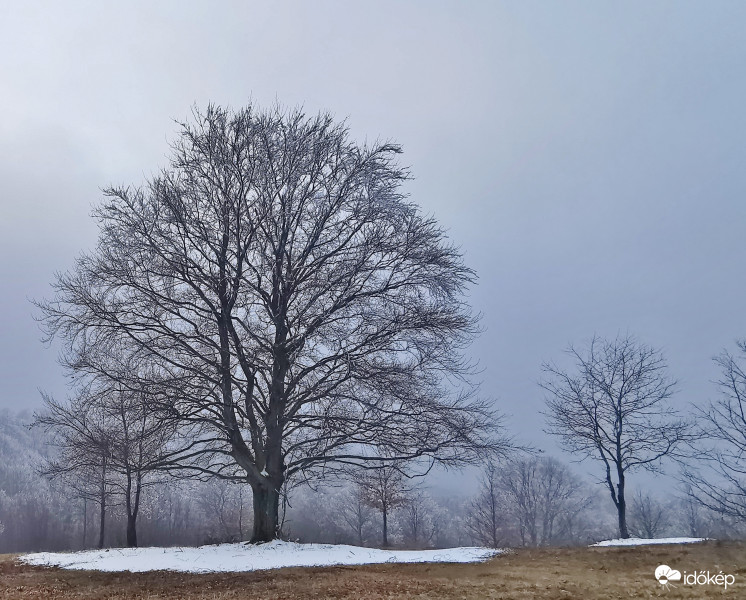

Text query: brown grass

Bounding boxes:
[1,541,744,599]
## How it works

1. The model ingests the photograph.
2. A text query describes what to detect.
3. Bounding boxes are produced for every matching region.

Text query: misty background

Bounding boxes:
[2,1,745,498]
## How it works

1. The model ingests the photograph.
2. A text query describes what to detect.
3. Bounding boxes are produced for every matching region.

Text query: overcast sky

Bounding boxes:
[2,1,745,491]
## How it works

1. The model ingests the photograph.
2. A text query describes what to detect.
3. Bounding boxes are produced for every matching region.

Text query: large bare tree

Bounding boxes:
[541,335,689,539]
[683,342,746,521]
[39,104,505,542]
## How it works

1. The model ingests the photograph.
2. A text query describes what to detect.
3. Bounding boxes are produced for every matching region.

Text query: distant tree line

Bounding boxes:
[1,407,743,553]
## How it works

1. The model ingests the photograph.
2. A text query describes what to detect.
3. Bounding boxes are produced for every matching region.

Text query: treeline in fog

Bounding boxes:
[1,409,743,553]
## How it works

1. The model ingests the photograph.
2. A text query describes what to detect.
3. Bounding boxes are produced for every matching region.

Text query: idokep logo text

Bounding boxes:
[655,564,735,591]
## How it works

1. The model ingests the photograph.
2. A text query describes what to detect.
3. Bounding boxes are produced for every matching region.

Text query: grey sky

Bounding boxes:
[2,1,745,491]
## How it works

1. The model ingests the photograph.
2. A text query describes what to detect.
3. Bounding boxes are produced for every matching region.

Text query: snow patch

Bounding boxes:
[591,537,706,547]
[20,540,502,573]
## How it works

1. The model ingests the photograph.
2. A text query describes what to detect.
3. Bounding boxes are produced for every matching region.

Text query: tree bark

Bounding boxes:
[126,514,138,548]
[238,488,244,542]
[251,485,280,542]
[98,459,107,549]
[617,474,629,539]
[97,497,106,549]
[82,498,87,549]
[124,470,141,548]
[382,505,389,547]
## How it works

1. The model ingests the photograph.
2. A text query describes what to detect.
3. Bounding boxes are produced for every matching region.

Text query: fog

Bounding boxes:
[2,1,746,496]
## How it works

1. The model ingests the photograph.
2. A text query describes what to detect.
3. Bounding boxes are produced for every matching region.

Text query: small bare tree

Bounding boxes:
[398,489,437,548]
[542,335,689,539]
[629,491,670,538]
[35,396,116,549]
[676,491,713,538]
[499,456,593,546]
[35,346,185,548]
[338,487,375,546]
[467,461,508,548]
[196,479,248,542]
[358,463,410,547]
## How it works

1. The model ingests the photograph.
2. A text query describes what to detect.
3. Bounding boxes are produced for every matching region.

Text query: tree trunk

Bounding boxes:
[490,488,499,548]
[126,514,138,548]
[82,498,87,549]
[617,474,629,539]
[617,498,629,538]
[98,459,107,549]
[382,505,389,547]
[124,471,141,548]
[238,488,244,541]
[97,497,106,549]
[251,485,280,542]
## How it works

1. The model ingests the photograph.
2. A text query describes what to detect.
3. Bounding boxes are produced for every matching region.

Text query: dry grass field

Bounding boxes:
[1,541,744,599]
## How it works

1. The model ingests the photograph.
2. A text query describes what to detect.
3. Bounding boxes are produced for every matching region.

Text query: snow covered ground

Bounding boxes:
[591,537,706,547]
[21,540,502,573]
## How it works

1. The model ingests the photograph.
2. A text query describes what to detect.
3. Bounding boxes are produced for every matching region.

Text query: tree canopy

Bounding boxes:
[39,104,506,541]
